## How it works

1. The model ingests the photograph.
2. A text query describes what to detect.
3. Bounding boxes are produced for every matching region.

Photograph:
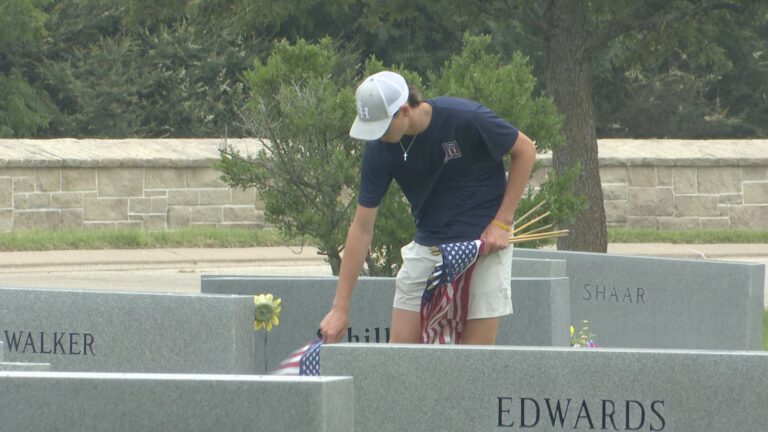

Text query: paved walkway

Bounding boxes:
[0,244,766,305]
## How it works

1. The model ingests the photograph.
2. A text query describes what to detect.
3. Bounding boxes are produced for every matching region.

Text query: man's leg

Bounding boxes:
[461,317,500,345]
[389,308,421,343]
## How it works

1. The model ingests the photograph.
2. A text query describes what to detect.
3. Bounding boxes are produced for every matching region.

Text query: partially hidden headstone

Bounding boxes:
[202,275,570,373]
[0,287,256,373]
[1,371,353,432]
[323,343,768,432]
[513,248,765,350]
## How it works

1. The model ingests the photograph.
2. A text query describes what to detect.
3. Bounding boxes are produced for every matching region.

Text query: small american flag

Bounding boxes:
[271,338,322,376]
[421,240,483,344]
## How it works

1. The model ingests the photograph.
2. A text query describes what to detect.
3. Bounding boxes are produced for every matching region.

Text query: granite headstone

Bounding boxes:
[0,371,353,432]
[201,275,570,372]
[0,287,256,373]
[323,343,768,432]
[513,248,765,349]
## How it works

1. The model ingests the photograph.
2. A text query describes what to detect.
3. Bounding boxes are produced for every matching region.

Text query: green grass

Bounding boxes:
[608,228,768,244]
[764,309,768,351]
[0,227,306,251]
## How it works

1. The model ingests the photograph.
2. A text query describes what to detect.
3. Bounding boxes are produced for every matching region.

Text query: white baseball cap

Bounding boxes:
[349,71,409,140]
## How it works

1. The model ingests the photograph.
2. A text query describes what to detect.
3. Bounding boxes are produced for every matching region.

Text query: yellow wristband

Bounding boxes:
[491,219,512,232]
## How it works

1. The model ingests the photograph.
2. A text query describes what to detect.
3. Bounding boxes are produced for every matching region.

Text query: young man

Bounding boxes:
[319,71,536,345]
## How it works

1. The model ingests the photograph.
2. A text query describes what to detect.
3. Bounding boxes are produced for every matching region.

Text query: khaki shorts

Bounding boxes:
[394,241,513,320]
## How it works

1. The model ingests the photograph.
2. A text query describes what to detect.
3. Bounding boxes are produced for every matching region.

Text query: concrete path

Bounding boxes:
[0,244,766,306]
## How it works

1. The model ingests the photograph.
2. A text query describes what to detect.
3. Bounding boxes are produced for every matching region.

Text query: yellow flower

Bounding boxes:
[253,294,282,331]
[569,325,575,337]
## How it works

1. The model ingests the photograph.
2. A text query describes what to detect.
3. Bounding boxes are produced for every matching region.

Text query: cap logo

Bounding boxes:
[357,101,370,120]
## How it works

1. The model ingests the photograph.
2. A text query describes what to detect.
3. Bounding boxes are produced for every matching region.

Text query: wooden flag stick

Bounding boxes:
[512,211,551,235]
[516,223,553,237]
[509,229,569,244]
[514,199,547,228]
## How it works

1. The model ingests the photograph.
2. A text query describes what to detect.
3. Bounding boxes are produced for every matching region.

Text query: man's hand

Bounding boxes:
[479,222,510,255]
[319,306,349,344]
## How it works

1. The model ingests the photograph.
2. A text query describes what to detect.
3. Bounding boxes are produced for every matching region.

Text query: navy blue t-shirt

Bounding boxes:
[358,97,519,246]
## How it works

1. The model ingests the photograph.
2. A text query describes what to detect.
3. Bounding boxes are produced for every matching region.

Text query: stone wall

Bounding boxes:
[0,139,263,231]
[1,138,767,232]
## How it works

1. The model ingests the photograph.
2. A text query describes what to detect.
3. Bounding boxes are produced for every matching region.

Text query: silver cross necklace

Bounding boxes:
[398,108,425,162]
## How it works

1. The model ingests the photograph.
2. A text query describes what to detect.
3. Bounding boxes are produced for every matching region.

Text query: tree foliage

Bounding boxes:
[217,36,571,275]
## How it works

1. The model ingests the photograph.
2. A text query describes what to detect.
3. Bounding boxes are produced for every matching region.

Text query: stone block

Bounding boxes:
[129,197,152,214]
[743,181,768,204]
[527,168,548,189]
[116,221,143,229]
[36,169,61,192]
[186,168,225,188]
[0,177,12,207]
[24,193,53,210]
[628,167,656,187]
[144,190,167,197]
[199,189,231,205]
[191,206,222,223]
[61,209,84,229]
[513,248,764,350]
[657,217,700,230]
[223,206,259,223]
[628,187,674,216]
[201,275,571,373]
[84,197,128,221]
[98,168,144,197]
[742,167,768,181]
[657,167,674,186]
[0,287,256,374]
[168,206,191,228]
[675,195,719,217]
[14,211,60,231]
[729,205,768,230]
[144,168,186,189]
[323,344,768,432]
[61,168,97,191]
[601,184,627,201]
[700,217,730,229]
[13,177,36,193]
[604,200,627,224]
[168,190,199,205]
[0,209,11,231]
[719,193,743,205]
[600,166,628,184]
[0,372,353,432]
[698,167,741,194]
[150,196,167,213]
[673,168,697,194]
[627,217,657,229]
[51,192,83,209]
[141,214,167,230]
[231,187,257,205]
[83,222,117,230]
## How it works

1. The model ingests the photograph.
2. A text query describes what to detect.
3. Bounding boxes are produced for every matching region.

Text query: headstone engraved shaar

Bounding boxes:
[514,248,765,350]
[0,287,256,373]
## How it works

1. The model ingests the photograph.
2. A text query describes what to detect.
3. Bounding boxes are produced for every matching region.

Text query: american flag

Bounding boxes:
[271,338,322,376]
[420,240,483,344]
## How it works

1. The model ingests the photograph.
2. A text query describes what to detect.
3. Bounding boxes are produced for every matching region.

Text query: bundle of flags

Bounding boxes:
[420,239,483,344]
[271,338,322,376]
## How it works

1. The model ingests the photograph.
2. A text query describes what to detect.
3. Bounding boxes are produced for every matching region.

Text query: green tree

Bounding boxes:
[0,0,56,137]
[216,39,359,275]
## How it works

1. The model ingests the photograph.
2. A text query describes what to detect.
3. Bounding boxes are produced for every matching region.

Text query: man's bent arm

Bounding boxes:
[319,204,378,343]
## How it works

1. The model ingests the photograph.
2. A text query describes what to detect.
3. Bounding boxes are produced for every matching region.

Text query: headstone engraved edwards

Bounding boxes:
[514,248,765,350]
[201,275,570,372]
[0,287,256,373]
[323,344,768,432]
[0,372,353,432]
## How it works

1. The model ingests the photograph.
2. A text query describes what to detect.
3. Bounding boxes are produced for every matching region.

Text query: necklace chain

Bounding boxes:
[398,107,425,162]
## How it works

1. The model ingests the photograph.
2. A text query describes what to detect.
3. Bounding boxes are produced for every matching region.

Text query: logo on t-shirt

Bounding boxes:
[442,141,462,163]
